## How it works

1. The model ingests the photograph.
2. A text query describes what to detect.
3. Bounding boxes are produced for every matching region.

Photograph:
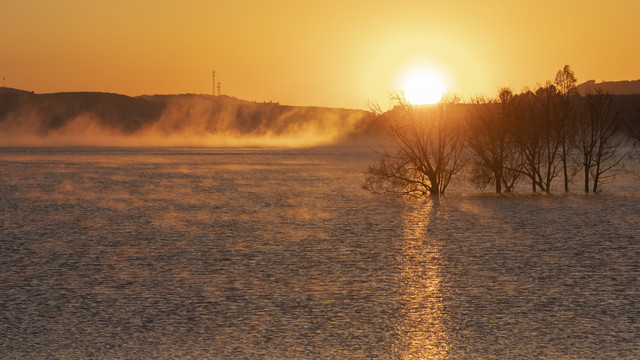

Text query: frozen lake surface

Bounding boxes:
[1,147,639,359]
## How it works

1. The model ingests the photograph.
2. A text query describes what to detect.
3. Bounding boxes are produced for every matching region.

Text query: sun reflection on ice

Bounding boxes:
[394,199,450,359]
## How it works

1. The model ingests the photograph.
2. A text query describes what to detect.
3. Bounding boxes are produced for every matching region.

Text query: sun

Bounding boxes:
[402,70,445,105]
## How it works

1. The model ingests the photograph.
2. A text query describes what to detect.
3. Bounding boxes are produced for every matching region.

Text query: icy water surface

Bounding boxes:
[0,147,639,359]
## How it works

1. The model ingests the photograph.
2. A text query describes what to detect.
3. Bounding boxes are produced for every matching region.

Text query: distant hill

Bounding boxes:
[0,91,166,134]
[0,89,380,147]
[576,80,640,96]
[0,87,33,95]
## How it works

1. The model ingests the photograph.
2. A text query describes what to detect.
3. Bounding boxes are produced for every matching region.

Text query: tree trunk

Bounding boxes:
[584,164,590,193]
[562,142,569,192]
[430,178,440,197]
[593,161,601,193]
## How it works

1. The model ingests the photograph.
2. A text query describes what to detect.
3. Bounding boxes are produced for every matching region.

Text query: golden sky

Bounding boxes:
[2,0,639,109]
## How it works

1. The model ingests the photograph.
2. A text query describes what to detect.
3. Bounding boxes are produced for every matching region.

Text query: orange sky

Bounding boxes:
[2,0,639,109]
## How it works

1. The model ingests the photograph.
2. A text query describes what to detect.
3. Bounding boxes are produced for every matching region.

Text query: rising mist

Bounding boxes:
[0,89,380,147]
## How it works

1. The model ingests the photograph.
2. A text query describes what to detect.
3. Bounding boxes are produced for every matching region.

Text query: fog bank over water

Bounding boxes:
[0,90,379,147]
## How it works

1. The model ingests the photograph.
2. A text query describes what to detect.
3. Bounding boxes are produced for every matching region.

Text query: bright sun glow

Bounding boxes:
[402,70,445,105]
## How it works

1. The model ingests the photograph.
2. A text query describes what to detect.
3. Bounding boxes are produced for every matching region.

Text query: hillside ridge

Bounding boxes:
[576,79,640,96]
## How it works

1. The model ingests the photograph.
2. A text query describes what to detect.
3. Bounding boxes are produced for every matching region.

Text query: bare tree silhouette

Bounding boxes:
[510,85,564,193]
[624,96,640,159]
[364,65,635,197]
[363,95,467,197]
[467,88,521,193]
[574,89,627,192]
[554,65,578,192]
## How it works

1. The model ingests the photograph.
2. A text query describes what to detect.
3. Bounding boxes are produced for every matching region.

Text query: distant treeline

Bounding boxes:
[0,89,379,146]
[365,66,640,196]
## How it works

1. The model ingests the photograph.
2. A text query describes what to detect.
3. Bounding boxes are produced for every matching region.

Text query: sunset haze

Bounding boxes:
[2,0,639,109]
